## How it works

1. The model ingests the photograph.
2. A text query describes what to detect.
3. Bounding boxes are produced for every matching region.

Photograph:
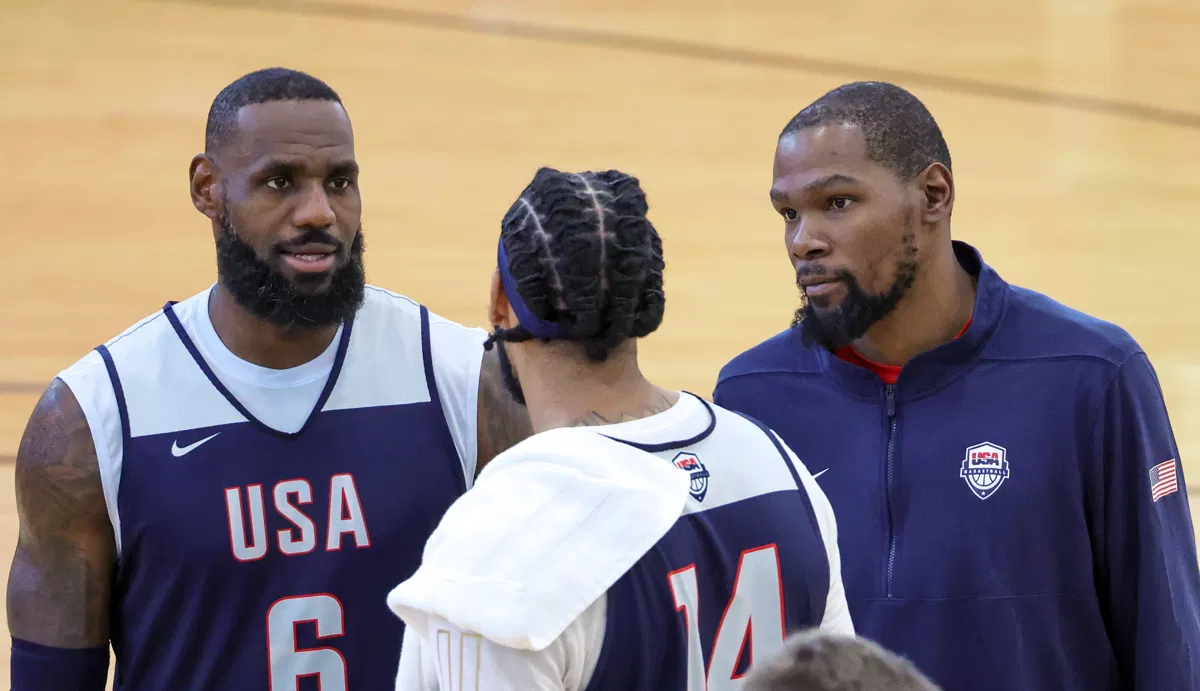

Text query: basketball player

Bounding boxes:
[743,630,941,691]
[386,166,854,690]
[6,68,530,690]
[713,81,1200,690]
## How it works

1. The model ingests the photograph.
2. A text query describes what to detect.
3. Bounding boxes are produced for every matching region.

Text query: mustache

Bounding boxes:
[795,266,854,286]
[276,228,345,252]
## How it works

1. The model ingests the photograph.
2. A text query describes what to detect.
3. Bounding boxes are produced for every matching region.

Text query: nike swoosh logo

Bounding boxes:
[171,432,220,457]
[812,468,829,479]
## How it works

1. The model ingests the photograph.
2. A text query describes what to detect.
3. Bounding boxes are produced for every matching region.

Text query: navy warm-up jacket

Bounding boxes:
[713,241,1200,691]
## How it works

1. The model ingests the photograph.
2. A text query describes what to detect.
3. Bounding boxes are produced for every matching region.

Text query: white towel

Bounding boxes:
[387,426,692,652]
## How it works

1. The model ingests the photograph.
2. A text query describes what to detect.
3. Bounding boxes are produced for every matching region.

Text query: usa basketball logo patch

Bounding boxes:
[960,442,1010,500]
[673,452,709,502]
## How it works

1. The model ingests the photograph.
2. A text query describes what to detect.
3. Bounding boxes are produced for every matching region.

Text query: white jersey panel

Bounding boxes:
[598,394,804,511]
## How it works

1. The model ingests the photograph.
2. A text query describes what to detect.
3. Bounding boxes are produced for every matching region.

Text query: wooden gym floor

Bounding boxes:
[2,0,1199,683]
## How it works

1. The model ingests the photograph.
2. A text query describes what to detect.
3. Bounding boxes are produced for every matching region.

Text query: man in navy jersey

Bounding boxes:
[713,81,1200,690]
[387,166,853,690]
[7,67,530,691]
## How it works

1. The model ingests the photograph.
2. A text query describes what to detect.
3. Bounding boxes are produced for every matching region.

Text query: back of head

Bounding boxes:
[205,67,344,154]
[743,631,941,691]
[781,81,951,182]
[489,166,666,362]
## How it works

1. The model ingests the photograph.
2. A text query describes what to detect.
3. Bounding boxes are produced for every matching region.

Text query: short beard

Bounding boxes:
[493,335,527,406]
[215,208,366,331]
[791,225,918,351]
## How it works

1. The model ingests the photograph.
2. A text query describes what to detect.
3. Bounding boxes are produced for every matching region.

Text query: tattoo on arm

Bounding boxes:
[476,348,533,473]
[7,378,115,648]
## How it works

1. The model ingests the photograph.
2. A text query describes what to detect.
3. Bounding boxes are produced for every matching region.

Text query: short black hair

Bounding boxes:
[781,81,951,181]
[744,630,942,691]
[486,166,666,362]
[205,67,343,153]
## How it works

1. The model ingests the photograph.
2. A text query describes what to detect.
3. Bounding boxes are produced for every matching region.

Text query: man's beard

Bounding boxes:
[215,208,366,331]
[493,336,527,406]
[791,227,918,351]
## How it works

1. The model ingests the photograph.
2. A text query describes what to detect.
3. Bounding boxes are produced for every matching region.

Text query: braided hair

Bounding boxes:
[485,166,666,364]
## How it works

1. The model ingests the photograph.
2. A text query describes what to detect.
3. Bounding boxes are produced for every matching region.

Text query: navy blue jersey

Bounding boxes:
[58,286,486,691]
[714,241,1200,691]
[390,393,853,691]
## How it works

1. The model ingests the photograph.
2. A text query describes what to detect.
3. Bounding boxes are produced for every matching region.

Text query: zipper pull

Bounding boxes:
[885,384,896,418]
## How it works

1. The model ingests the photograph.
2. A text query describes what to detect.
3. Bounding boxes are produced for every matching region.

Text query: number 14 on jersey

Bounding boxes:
[668,544,786,691]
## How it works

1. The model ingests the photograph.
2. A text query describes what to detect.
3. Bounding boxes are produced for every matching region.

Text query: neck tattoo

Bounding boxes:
[566,389,675,428]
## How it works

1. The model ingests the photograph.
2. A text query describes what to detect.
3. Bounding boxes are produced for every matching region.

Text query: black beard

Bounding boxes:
[215,209,366,331]
[493,336,527,406]
[791,228,918,351]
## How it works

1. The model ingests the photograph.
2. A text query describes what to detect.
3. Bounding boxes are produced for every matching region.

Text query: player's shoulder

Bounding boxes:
[706,400,781,442]
[988,282,1144,367]
[716,328,821,388]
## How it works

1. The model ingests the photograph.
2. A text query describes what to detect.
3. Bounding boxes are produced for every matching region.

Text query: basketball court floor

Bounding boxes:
[2,0,1199,683]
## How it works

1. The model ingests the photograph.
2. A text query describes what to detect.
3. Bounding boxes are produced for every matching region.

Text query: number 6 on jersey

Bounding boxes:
[267,594,349,690]
[668,545,785,691]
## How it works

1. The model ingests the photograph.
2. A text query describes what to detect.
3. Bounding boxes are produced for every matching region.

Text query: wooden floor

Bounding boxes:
[2,0,1199,683]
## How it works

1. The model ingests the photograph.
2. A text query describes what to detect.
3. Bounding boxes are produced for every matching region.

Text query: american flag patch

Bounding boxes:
[1150,459,1179,502]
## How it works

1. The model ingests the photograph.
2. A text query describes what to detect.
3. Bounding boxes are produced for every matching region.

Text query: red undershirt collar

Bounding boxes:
[834,316,973,385]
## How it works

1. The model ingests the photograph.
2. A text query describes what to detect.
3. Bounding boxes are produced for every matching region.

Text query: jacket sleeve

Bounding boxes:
[1091,352,1200,689]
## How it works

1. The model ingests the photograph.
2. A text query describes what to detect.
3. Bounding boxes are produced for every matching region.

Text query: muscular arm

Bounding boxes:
[7,378,115,648]
[475,348,533,473]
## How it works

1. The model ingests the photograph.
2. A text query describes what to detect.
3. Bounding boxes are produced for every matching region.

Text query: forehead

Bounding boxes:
[772,123,883,194]
[226,100,354,168]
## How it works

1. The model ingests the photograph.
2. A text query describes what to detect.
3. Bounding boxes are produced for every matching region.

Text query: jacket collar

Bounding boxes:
[813,240,1009,400]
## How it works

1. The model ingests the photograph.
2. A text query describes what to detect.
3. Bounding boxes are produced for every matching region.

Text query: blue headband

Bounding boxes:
[497,239,565,340]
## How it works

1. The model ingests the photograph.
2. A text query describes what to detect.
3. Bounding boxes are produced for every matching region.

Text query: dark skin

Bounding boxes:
[7,101,530,651]
[7,381,114,649]
[770,123,975,366]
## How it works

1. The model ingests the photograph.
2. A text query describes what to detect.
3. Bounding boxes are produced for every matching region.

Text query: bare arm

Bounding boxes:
[7,378,115,648]
[475,348,533,473]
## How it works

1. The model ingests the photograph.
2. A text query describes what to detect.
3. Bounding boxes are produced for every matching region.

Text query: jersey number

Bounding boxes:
[267,594,349,690]
[668,544,785,691]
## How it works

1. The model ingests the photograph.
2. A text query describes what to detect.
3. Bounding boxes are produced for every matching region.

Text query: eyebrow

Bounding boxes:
[250,158,359,178]
[770,173,863,201]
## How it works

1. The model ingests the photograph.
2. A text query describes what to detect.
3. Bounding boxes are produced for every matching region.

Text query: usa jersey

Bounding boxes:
[57,285,486,691]
[390,392,851,691]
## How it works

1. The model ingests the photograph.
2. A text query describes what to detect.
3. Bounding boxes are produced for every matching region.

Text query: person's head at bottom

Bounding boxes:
[743,630,942,691]
[484,166,672,431]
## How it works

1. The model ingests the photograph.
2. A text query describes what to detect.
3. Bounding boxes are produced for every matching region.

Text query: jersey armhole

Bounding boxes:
[56,347,128,556]
[729,412,833,623]
[423,307,486,490]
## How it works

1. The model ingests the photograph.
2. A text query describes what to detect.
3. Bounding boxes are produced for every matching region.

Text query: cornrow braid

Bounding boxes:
[485,166,666,363]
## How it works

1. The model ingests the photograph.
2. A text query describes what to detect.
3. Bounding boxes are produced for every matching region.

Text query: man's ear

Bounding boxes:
[189,154,220,221]
[488,270,518,330]
[917,161,954,226]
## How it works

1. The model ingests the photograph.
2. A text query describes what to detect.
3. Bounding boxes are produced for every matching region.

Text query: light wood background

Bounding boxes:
[2,0,1198,685]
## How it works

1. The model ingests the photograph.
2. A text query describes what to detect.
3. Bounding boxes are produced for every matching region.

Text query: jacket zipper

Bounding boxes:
[885,384,898,598]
